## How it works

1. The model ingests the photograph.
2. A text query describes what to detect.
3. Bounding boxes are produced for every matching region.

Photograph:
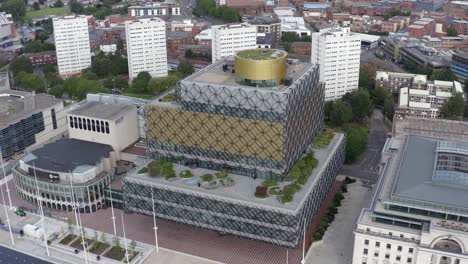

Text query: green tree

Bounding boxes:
[185,49,197,59]
[112,236,120,249]
[67,218,74,235]
[430,68,457,81]
[104,76,129,90]
[130,240,137,252]
[147,75,179,94]
[440,92,464,120]
[70,0,85,13]
[53,0,64,7]
[281,32,301,42]
[383,95,395,120]
[10,56,33,75]
[324,101,333,121]
[464,79,468,93]
[177,61,194,77]
[100,232,107,244]
[15,72,45,92]
[22,41,55,53]
[373,86,388,106]
[345,125,368,163]
[348,90,373,122]
[330,101,353,126]
[32,2,40,10]
[2,0,26,22]
[359,65,375,91]
[447,27,458,37]
[62,76,105,100]
[131,71,151,93]
[91,53,112,77]
[42,64,57,75]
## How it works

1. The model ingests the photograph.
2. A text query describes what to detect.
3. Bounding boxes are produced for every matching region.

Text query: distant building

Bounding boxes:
[311,27,361,101]
[128,1,180,17]
[53,15,91,78]
[256,32,276,48]
[415,0,444,11]
[451,52,468,82]
[242,15,282,42]
[400,45,449,70]
[24,51,57,67]
[125,18,168,80]
[280,16,310,37]
[166,31,194,52]
[211,23,257,63]
[0,12,15,40]
[0,90,69,161]
[353,132,468,264]
[407,17,435,38]
[443,1,468,20]
[398,79,463,119]
[376,71,426,93]
[451,20,468,36]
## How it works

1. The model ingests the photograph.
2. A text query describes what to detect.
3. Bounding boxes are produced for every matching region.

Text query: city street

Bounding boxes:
[0,245,50,264]
[340,110,391,182]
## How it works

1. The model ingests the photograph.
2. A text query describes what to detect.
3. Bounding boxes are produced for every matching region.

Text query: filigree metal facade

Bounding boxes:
[146,63,324,181]
[123,136,345,247]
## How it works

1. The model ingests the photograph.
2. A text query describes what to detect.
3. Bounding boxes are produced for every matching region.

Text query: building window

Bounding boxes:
[408,248,413,254]
[397,246,402,251]
[374,252,379,257]
[375,242,380,247]
[396,255,401,261]
[83,117,87,130]
[92,120,96,132]
[386,244,391,249]
[363,249,368,255]
[100,121,105,133]
[96,120,100,132]
[87,119,91,131]
[364,240,369,245]
[385,253,390,259]
[73,116,77,129]
[78,117,82,129]
[105,121,109,134]
[407,257,412,263]
[70,116,74,128]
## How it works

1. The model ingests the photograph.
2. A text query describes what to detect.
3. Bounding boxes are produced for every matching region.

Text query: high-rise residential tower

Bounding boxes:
[53,15,91,78]
[125,18,168,80]
[311,27,361,101]
[211,23,257,63]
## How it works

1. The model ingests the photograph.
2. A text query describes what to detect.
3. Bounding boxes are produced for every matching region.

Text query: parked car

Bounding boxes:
[15,210,26,217]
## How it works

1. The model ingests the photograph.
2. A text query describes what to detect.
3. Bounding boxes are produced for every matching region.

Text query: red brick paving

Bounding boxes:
[4,181,341,264]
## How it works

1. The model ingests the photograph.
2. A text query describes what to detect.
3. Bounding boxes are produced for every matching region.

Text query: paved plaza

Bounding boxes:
[305,179,373,264]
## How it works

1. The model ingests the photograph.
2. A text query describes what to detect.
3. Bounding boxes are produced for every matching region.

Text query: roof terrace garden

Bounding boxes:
[236,49,287,60]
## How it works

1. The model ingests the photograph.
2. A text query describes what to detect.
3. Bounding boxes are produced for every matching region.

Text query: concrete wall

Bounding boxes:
[393,117,468,141]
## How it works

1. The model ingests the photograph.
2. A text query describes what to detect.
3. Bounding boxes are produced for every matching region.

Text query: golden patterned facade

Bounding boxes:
[235,49,287,86]
[147,105,284,161]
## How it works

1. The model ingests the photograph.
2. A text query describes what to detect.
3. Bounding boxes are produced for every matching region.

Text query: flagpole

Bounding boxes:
[121,211,130,264]
[0,150,12,210]
[151,191,159,252]
[109,186,117,236]
[33,164,49,256]
[0,174,14,245]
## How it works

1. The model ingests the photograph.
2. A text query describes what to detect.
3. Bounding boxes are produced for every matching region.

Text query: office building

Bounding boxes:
[211,23,257,63]
[398,80,463,119]
[243,15,282,42]
[128,1,180,17]
[123,49,346,247]
[0,90,69,161]
[311,27,361,101]
[126,18,168,80]
[375,71,427,93]
[353,127,468,264]
[451,52,468,81]
[53,15,91,77]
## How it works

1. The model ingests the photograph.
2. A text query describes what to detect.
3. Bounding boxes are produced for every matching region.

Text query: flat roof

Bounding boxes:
[127,133,345,213]
[183,56,313,92]
[236,49,286,60]
[392,136,468,210]
[23,138,113,173]
[68,101,134,121]
[0,90,62,129]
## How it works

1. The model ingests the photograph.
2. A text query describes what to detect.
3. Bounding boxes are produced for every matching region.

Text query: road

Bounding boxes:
[340,110,390,182]
[0,245,50,264]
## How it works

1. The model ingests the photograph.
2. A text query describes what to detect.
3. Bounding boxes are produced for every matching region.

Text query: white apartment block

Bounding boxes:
[53,15,91,78]
[125,18,168,80]
[211,23,257,63]
[311,27,361,101]
[353,133,468,264]
[398,79,463,119]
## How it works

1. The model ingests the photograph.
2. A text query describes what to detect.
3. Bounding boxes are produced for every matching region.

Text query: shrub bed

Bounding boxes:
[312,190,345,241]
[179,170,193,178]
[215,171,228,179]
[104,246,126,261]
[89,241,110,255]
[201,174,214,182]
[70,238,95,250]
[255,185,269,198]
[263,180,278,187]
[269,186,283,195]
[137,167,148,174]
[59,234,77,245]
[147,160,175,179]
[312,131,335,148]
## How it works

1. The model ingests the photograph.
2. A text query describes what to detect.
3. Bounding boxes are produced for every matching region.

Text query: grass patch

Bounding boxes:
[147,160,175,179]
[215,171,228,179]
[269,186,283,195]
[160,93,177,102]
[59,234,77,245]
[281,194,293,203]
[237,49,282,60]
[263,180,278,187]
[70,237,94,250]
[312,131,335,148]
[290,152,319,185]
[26,7,70,19]
[280,183,301,203]
[179,170,193,178]
[104,246,125,261]
[138,167,148,174]
[89,241,110,255]
[201,174,214,182]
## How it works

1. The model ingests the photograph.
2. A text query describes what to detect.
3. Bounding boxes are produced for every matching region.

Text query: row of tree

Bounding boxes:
[70,0,126,19]
[193,0,241,22]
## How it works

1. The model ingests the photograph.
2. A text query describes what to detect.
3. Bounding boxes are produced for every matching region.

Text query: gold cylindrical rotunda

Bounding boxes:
[234,49,287,87]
